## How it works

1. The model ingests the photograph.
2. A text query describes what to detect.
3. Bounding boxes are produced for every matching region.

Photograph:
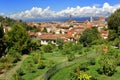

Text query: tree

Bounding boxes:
[30,38,40,50]
[108,30,118,41]
[108,9,120,40]
[0,24,6,57]
[62,42,76,61]
[41,44,53,53]
[6,23,30,53]
[79,28,100,47]
[56,38,64,49]
[108,9,120,32]
[0,23,4,38]
[42,27,47,32]
[98,54,117,76]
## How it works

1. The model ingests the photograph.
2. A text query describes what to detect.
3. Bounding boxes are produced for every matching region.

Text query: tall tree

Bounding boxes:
[0,23,6,56]
[107,9,120,40]
[79,27,100,47]
[0,23,4,38]
[6,23,30,53]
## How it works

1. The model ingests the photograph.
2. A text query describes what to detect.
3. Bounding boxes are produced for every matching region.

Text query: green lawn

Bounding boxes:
[50,53,120,80]
[10,51,67,80]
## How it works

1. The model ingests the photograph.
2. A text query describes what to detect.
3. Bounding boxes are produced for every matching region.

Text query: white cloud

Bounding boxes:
[0,13,5,16]
[9,2,120,20]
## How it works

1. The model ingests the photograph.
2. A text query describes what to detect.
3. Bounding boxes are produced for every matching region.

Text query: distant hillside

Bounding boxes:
[24,17,108,22]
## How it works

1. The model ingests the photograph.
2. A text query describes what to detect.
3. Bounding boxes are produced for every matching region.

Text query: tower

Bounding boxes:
[69,15,72,21]
[90,16,93,22]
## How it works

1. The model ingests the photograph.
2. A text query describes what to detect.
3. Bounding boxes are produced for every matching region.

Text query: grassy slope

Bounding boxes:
[11,51,67,80]
[51,60,120,80]
[50,47,120,80]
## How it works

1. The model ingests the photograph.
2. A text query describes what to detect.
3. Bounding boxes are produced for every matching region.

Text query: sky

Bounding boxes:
[0,0,120,21]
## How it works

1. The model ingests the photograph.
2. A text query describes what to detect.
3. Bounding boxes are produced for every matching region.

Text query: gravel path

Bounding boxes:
[0,55,28,80]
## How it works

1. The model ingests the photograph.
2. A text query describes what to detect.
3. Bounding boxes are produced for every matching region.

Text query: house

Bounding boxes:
[101,30,109,39]
[28,31,36,39]
[38,33,75,45]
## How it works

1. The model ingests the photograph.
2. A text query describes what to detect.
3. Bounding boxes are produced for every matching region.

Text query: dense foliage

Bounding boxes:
[98,54,117,76]
[108,9,120,42]
[108,9,120,33]
[79,27,100,47]
[6,23,31,53]
[0,23,6,57]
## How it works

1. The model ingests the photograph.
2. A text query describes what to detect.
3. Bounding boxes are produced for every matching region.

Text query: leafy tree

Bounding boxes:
[98,54,117,76]
[6,23,31,53]
[42,27,47,32]
[7,49,21,63]
[30,38,40,50]
[62,42,76,61]
[108,9,120,41]
[0,23,4,38]
[67,53,75,61]
[42,44,53,53]
[0,24,6,57]
[108,30,118,41]
[79,28,100,47]
[37,60,45,69]
[31,52,44,64]
[27,63,36,73]
[56,38,64,49]
[16,68,25,76]
[113,38,120,48]
[108,9,120,33]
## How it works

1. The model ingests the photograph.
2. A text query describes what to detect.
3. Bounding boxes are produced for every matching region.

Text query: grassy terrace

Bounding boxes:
[10,51,67,80]
[50,49,120,80]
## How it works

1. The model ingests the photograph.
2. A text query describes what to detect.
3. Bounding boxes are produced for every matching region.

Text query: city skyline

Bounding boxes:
[0,0,120,21]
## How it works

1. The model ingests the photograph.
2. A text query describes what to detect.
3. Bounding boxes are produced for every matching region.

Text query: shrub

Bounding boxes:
[42,44,53,53]
[67,53,75,61]
[79,62,89,71]
[13,73,24,80]
[16,68,25,76]
[31,52,44,64]
[88,58,96,65]
[48,60,54,67]
[78,72,92,80]
[0,54,15,68]
[7,49,21,63]
[37,60,45,69]
[27,63,36,73]
[98,54,117,76]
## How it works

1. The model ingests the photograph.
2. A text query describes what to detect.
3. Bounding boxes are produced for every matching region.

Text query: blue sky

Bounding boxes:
[0,0,120,21]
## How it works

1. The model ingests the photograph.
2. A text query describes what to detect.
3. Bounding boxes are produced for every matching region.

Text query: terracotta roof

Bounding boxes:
[28,32,36,36]
[38,34,73,40]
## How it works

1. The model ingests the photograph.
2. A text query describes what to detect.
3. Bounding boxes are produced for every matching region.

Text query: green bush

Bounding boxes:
[0,54,15,68]
[7,49,21,63]
[31,52,44,64]
[67,53,75,61]
[88,58,96,65]
[16,68,25,76]
[48,60,54,67]
[42,44,53,53]
[79,62,89,71]
[13,73,24,80]
[37,60,45,69]
[27,63,36,73]
[98,54,117,76]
